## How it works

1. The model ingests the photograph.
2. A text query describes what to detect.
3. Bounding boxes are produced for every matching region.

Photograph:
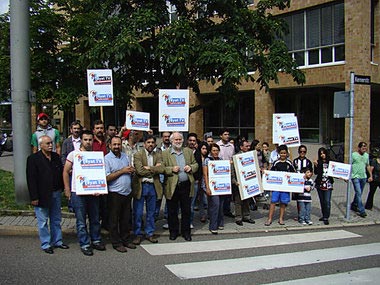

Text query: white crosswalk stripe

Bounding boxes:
[165,243,380,279]
[270,268,380,285]
[141,229,379,281]
[141,230,360,255]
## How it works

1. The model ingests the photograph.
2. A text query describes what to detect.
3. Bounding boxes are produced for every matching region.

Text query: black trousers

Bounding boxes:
[167,181,191,237]
[107,192,132,247]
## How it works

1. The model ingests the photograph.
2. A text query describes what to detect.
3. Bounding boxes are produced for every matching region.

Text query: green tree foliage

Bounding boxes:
[54,0,305,108]
[0,0,305,113]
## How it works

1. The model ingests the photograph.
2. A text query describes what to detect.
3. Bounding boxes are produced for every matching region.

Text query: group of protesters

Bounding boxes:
[26,113,379,255]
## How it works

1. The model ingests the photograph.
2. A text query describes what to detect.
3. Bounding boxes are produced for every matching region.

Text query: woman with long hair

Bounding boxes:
[313,147,334,225]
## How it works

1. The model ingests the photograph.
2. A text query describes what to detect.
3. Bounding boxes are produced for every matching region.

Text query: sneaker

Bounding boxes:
[146,236,158,243]
[359,212,367,218]
[210,230,218,235]
[307,221,313,225]
[299,221,307,225]
[113,245,127,253]
[162,223,169,230]
[190,224,194,229]
[218,226,224,230]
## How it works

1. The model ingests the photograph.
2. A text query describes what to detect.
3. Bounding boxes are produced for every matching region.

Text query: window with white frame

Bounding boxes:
[282,1,345,67]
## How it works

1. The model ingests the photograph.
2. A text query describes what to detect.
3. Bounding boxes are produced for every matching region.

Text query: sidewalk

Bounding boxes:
[1,152,379,236]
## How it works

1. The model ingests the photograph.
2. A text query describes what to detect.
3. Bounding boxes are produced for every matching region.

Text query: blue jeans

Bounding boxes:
[71,192,101,248]
[317,188,332,220]
[133,183,157,237]
[298,201,311,222]
[351,178,367,214]
[34,191,63,250]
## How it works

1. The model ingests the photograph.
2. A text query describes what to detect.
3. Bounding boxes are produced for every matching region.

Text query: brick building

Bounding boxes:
[74,0,379,159]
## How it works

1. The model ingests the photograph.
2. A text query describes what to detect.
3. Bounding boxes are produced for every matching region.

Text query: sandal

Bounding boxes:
[278,220,285,225]
[264,220,272,226]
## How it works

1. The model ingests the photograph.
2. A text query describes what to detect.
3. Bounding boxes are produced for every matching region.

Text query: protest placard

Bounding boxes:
[125,110,150,131]
[87,69,114,107]
[158,89,189,132]
[262,170,304,193]
[73,151,108,195]
[327,161,351,180]
[273,113,300,147]
[207,160,232,196]
[232,150,263,200]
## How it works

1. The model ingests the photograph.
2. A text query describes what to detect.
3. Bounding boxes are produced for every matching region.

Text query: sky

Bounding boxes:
[0,0,9,14]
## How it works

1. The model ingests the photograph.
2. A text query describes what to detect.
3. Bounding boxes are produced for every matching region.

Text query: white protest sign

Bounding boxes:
[233,150,263,200]
[207,160,232,196]
[73,151,108,195]
[327,161,351,180]
[87,69,114,106]
[273,113,300,147]
[125,110,150,131]
[262,170,304,193]
[158,89,189,132]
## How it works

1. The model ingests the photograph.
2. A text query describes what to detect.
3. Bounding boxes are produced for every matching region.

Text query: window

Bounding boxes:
[282,2,345,67]
[203,91,254,139]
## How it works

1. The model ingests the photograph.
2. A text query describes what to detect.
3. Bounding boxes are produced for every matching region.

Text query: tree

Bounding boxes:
[0,1,84,114]
[54,0,305,110]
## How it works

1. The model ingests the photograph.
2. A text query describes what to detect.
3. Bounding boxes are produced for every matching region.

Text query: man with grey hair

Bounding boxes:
[27,135,68,254]
[161,132,198,241]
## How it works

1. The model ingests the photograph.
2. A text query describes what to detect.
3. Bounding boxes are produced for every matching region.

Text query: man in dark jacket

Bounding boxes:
[26,135,69,254]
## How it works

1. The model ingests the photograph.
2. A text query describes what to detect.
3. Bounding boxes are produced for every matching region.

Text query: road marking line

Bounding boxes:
[165,243,380,279]
[270,268,380,285]
[142,230,360,255]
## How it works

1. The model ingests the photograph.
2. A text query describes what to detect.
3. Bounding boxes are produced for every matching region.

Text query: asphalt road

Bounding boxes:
[1,225,379,284]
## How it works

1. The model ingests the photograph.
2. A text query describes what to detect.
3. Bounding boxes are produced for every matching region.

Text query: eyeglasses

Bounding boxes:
[299,150,306,154]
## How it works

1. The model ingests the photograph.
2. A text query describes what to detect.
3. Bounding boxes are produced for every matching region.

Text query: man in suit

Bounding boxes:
[162,132,198,241]
[132,135,164,245]
[26,135,69,254]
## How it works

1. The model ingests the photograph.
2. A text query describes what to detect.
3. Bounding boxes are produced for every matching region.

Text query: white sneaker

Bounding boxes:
[300,221,307,225]
[190,224,194,229]
[307,221,313,225]
[162,223,169,229]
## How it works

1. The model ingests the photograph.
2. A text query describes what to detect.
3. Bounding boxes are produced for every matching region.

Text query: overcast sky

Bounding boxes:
[0,0,9,14]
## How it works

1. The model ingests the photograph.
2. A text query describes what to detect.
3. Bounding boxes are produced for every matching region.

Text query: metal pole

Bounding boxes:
[345,72,355,220]
[10,0,31,204]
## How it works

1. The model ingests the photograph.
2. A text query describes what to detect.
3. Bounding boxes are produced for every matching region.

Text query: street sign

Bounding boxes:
[354,75,371,85]
[333,91,350,118]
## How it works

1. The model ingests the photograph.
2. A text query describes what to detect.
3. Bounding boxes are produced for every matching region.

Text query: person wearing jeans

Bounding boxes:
[350,142,373,217]
[132,135,164,245]
[27,135,69,254]
[64,130,105,256]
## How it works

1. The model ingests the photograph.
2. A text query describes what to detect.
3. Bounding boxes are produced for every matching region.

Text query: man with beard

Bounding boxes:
[132,135,164,245]
[61,120,82,165]
[92,120,107,155]
[63,130,106,256]
[105,136,136,253]
[162,132,198,241]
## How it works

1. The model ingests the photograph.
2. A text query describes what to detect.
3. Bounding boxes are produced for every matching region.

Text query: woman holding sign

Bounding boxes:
[203,143,224,234]
[314,147,334,225]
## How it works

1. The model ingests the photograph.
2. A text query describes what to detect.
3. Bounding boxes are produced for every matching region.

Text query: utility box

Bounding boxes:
[333,91,350,118]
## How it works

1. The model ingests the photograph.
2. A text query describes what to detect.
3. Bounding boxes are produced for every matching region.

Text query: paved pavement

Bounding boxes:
[1,151,379,236]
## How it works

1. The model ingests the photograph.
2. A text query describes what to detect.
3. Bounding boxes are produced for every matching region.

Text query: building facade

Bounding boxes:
[74,0,379,160]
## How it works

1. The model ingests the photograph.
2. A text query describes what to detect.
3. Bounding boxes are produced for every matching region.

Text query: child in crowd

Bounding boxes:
[265,144,296,226]
[298,167,314,225]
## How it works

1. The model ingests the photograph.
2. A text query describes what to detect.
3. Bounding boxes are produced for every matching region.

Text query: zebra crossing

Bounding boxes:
[141,230,380,282]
